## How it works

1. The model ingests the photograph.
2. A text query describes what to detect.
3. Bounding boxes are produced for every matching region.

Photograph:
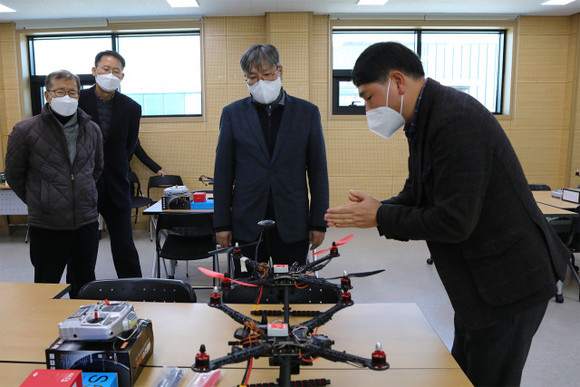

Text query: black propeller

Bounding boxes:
[209,240,260,255]
[326,269,385,280]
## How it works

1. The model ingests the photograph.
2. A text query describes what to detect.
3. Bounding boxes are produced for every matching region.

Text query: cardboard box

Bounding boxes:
[190,198,214,210]
[21,369,82,386]
[82,372,118,387]
[46,319,153,387]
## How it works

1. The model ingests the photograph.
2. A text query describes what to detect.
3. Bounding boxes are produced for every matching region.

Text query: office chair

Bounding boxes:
[546,215,580,302]
[76,278,197,303]
[147,174,184,200]
[128,171,154,228]
[222,283,340,304]
[155,212,219,288]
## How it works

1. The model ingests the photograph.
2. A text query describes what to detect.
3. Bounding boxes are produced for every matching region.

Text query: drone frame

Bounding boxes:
[192,238,389,386]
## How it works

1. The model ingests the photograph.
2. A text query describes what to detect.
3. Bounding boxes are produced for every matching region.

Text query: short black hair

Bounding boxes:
[352,42,425,86]
[94,50,126,69]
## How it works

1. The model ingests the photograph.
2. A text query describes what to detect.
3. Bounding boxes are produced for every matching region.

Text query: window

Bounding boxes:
[332,29,505,115]
[28,31,202,117]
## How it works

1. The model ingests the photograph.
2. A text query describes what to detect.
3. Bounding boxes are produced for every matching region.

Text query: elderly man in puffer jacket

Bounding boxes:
[6,70,103,298]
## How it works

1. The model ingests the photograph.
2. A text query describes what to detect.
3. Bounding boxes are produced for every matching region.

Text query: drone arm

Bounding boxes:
[210,302,263,328]
[304,344,388,371]
[194,343,271,372]
[299,251,338,273]
[301,302,352,331]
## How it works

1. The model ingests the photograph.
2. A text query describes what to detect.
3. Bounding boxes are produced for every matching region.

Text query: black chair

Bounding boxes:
[147,174,184,200]
[128,171,154,228]
[76,278,196,303]
[155,212,218,287]
[222,283,340,304]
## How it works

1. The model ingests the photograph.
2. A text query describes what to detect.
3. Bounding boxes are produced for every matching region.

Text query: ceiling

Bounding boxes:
[0,0,578,23]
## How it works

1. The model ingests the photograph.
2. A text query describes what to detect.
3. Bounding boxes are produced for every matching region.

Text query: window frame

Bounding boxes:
[27,30,202,118]
[331,22,514,117]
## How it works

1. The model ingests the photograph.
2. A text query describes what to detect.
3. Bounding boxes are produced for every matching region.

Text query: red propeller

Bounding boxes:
[198,267,258,287]
[312,234,354,255]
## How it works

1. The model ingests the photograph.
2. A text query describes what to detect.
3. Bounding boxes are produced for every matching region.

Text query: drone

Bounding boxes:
[191,220,389,387]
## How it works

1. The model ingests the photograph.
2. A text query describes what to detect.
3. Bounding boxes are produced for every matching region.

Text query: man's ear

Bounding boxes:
[91,67,97,78]
[390,70,407,95]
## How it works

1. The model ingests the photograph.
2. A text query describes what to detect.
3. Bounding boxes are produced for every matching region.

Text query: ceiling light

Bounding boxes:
[166,0,199,8]
[357,0,389,5]
[0,3,16,12]
[541,0,575,5]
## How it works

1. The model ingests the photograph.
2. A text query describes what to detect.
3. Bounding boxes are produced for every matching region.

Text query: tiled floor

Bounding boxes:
[1,226,579,386]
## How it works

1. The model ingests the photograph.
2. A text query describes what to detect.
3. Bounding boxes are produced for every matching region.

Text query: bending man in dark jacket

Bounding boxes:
[6,70,103,297]
[325,42,570,386]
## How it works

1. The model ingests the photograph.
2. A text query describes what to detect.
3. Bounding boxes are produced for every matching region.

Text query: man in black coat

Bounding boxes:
[325,42,569,386]
[79,50,142,278]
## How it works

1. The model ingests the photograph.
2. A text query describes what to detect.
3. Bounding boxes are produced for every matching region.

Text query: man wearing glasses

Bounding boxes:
[79,50,142,279]
[213,44,329,277]
[6,70,103,297]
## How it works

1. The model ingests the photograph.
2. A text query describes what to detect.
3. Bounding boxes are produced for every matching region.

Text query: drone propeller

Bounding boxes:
[312,234,355,255]
[198,267,258,287]
[326,269,385,280]
[209,240,260,255]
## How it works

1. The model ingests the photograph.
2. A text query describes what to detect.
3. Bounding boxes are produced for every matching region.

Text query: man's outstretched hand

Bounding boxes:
[325,190,381,228]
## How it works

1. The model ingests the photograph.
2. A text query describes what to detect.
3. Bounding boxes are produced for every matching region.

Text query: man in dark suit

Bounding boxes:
[79,50,142,278]
[325,42,569,386]
[213,44,329,277]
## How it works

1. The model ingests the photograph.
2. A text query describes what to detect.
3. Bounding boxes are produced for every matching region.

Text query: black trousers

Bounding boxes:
[234,229,309,278]
[99,194,142,278]
[29,222,99,298]
[451,300,548,387]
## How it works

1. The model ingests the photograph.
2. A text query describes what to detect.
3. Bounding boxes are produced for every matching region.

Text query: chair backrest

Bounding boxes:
[128,171,143,198]
[222,283,340,304]
[148,175,184,198]
[156,212,214,234]
[77,278,196,303]
[529,184,551,191]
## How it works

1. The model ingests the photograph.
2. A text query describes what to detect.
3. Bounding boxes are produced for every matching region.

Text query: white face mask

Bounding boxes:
[50,96,78,117]
[96,73,122,92]
[366,79,405,140]
[248,77,282,104]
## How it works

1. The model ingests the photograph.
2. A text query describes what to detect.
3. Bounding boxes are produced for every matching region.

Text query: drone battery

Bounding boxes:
[267,322,288,337]
[46,320,153,387]
[193,191,206,202]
